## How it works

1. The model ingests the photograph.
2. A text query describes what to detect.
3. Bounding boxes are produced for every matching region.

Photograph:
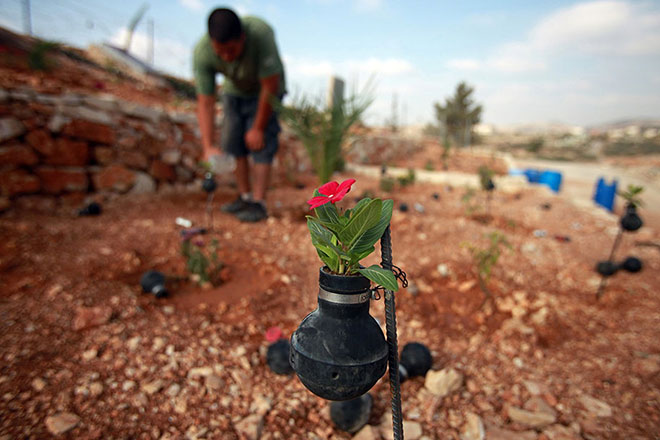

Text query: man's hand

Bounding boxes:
[245,126,265,151]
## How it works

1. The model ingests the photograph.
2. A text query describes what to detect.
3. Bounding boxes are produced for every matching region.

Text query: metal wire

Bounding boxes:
[380,225,404,440]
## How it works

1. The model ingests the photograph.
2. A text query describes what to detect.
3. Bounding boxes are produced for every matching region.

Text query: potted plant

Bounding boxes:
[290,179,400,401]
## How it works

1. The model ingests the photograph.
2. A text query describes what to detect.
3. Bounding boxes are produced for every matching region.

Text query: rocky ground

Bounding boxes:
[1,172,659,439]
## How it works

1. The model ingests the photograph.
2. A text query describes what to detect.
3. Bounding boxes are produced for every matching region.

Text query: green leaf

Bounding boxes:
[307,218,346,271]
[346,197,372,219]
[339,199,382,248]
[350,199,393,254]
[357,265,399,292]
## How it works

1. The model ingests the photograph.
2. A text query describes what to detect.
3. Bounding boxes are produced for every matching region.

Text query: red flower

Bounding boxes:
[307,179,356,210]
[265,326,283,342]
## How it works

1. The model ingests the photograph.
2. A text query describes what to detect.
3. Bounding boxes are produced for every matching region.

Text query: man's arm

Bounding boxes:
[197,94,217,160]
[245,73,280,151]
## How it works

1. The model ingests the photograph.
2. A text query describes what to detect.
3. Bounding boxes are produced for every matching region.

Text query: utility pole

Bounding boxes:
[147,18,154,65]
[23,0,32,35]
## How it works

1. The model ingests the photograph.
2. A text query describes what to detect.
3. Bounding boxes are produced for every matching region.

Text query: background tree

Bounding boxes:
[433,81,483,148]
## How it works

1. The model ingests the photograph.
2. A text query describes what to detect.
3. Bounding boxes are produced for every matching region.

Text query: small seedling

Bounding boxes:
[181,232,225,286]
[424,160,435,171]
[462,231,511,309]
[397,169,416,187]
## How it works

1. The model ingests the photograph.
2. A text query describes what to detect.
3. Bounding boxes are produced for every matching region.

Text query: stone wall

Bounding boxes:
[0,87,204,210]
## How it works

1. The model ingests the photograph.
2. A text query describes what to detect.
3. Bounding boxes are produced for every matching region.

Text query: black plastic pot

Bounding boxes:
[399,342,432,383]
[596,261,618,277]
[330,393,372,433]
[620,204,643,232]
[267,339,293,375]
[140,270,168,298]
[621,256,642,273]
[290,268,388,401]
[202,172,217,193]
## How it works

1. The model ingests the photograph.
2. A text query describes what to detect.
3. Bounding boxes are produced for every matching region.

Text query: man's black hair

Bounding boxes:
[208,8,242,43]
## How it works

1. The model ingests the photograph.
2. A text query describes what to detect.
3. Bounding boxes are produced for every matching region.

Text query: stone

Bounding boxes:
[117,150,149,169]
[353,425,379,440]
[62,119,115,144]
[83,94,119,112]
[578,394,612,418]
[161,149,181,165]
[122,380,136,391]
[460,412,485,440]
[45,412,80,435]
[165,383,181,397]
[36,167,88,194]
[89,382,103,396]
[524,396,556,417]
[26,129,56,155]
[92,165,135,192]
[169,111,197,125]
[120,102,163,123]
[0,168,40,196]
[508,406,556,428]
[81,349,98,361]
[188,366,214,378]
[48,113,72,132]
[35,93,61,105]
[150,159,176,182]
[72,306,112,331]
[486,424,537,440]
[543,424,581,440]
[234,414,264,440]
[424,368,463,397]
[0,144,38,165]
[130,171,156,194]
[141,379,164,395]
[205,374,222,390]
[0,117,26,143]
[32,377,47,392]
[61,105,114,126]
[43,137,89,167]
[92,146,115,164]
[402,421,423,440]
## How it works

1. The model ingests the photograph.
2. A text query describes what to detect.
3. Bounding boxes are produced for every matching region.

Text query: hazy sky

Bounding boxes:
[2,0,659,127]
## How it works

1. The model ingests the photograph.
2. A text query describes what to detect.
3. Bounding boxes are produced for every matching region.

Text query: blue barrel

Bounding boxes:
[524,168,542,183]
[539,170,562,192]
[593,178,617,211]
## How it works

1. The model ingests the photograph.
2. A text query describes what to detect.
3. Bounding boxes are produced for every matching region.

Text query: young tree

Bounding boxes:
[433,81,483,147]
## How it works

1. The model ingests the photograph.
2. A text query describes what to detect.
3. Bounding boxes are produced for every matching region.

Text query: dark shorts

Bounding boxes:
[220,94,281,164]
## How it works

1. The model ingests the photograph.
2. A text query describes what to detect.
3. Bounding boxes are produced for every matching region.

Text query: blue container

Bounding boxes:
[593,178,617,212]
[539,170,562,193]
[523,168,542,183]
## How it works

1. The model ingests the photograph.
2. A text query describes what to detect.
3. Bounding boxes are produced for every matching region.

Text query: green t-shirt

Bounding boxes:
[193,16,286,98]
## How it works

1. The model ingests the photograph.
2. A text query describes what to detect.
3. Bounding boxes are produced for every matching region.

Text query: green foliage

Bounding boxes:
[462,231,511,281]
[618,184,644,208]
[29,41,60,71]
[397,169,416,187]
[477,166,495,191]
[424,160,435,171]
[433,81,483,147]
[277,84,373,183]
[162,74,197,100]
[526,137,544,153]
[379,175,395,192]
[603,141,660,156]
[307,192,398,290]
[181,238,224,285]
[441,136,452,169]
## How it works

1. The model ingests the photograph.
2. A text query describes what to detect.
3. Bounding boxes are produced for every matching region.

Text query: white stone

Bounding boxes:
[424,368,463,397]
[460,413,485,440]
[508,406,556,428]
[45,412,80,435]
[0,117,25,142]
[579,394,612,417]
[234,414,264,440]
